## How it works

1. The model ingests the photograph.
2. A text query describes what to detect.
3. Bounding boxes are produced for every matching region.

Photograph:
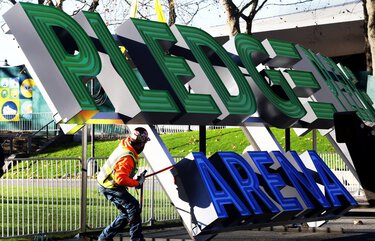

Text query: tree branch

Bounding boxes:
[88,0,99,12]
[56,0,64,10]
[220,0,241,36]
[72,3,89,15]
[254,0,268,16]
[168,0,177,26]
[265,0,312,6]
[46,0,55,7]
[239,1,252,15]
[185,3,200,24]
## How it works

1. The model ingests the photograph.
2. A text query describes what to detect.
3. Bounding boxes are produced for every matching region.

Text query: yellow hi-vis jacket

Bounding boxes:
[97,138,140,188]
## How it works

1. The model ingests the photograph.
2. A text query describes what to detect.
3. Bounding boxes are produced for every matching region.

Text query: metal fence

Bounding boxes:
[0,158,82,237]
[0,153,362,238]
[154,125,226,134]
[0,112,59,133]
[319,152,362,194]
[0,156,183,238]
[85,157,182,229]
[0,112,226,135]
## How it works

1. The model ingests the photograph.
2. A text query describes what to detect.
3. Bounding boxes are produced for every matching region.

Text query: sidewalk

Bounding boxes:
[70,207,375,241]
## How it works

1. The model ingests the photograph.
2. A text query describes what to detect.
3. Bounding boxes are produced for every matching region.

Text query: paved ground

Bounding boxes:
[71,206,375,241]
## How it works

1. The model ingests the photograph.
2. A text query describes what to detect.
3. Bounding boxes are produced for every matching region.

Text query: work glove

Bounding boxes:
[136,170,147,189]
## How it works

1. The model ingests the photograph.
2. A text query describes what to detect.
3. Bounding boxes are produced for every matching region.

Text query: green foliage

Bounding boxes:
[272,128,336,154]
[32,127,335,158]
[149,127,335,156]
[34,140,120,158]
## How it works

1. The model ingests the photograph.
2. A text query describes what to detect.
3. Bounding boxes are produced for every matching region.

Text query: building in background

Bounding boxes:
[204,1,365,75]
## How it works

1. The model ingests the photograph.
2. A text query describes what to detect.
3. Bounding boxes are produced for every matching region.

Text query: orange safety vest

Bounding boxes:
[97,140,139,188]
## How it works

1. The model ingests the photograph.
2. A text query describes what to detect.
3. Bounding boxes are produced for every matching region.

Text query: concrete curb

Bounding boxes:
[109,226,346,241]
[74,206,375,241]
[255,226,344,233]
[143,239,193,241]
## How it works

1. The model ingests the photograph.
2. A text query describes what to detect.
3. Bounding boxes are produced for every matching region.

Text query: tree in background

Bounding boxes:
[129,0,218,26]
[0,0,218,29]
[168,0,177,25]
[219,0,313,37]
[220,0,268,36]
[363,0,375,74]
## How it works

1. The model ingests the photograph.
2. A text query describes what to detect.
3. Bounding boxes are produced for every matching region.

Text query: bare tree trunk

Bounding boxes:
[245,0,258,34]
[220,0,241,37]
[364,0,373,73]
[88,0,99,12]
[56,0,64,10]
[366,0,375,75]
[46,0,55,7]
[246,20,253,34]
[168,0,177,26]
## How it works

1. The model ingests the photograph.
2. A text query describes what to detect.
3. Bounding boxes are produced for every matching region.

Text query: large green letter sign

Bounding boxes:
[4,3,100,127]
[174,25,257,124]
[117,18,221,124]
[22,3,101,113]
[4,3,369,241]
[76,12,181,124]
[3,3,375,132]
[234,34,307,128]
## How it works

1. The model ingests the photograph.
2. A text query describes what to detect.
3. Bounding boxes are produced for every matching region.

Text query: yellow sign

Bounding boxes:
[129,0,166,23]
[154,0,166,23]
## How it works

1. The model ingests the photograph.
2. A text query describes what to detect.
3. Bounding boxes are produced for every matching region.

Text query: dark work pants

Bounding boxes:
[98,184,144,241]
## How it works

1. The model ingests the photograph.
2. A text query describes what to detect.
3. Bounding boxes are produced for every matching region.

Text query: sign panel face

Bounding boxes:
[3,3,366,240]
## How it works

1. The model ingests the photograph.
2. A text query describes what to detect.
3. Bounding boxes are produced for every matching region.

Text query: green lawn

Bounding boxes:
[33,127,335,158]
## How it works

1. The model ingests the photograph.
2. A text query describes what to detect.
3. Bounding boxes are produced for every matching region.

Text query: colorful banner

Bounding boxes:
[0,65,34,121]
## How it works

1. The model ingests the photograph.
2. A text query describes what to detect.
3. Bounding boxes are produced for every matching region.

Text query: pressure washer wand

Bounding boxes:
[145,164,175,178]
[139,165,175,212]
